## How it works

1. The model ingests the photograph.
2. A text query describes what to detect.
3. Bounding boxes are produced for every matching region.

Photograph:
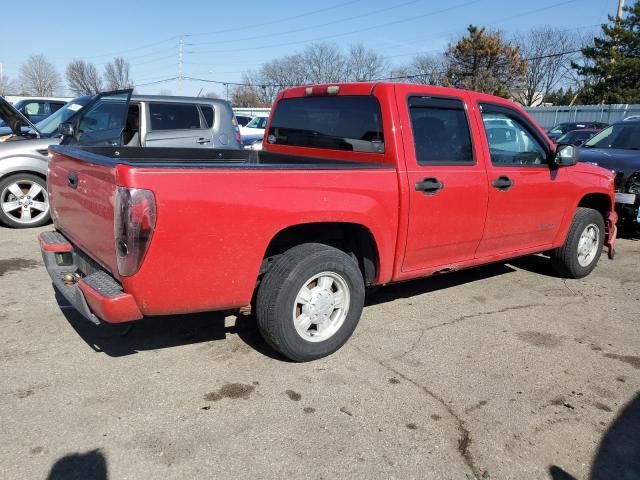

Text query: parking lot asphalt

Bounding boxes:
[0,225,638,480]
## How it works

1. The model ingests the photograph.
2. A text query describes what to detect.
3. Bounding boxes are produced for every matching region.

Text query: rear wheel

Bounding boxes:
[550,207,604,278]
[0,174,50,228]
[256,243,365,362]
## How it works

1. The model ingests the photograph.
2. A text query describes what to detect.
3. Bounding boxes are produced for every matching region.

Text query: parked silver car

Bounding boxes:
[0,91,241,228]
[0,96,92,228]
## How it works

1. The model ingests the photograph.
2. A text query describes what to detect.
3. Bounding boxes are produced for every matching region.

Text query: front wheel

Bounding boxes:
[0,174,50,228]
[550,207,605,279]
[255,243,365,362]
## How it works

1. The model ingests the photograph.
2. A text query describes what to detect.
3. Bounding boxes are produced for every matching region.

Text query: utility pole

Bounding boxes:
[617,0,625,21]
[178,36,184,96]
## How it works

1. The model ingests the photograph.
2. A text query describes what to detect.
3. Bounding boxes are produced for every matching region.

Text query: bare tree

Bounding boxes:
[231,84,265,107]
[19,54,62,96]
[234,42,393,106]
[65,60,102,95]
[304,43,348,83]
[565,30,599,105]
[346,44,390,81]
[514,27,579,106]
[104,57,133,90]
[204,91,220,98]
[262,54,307,88]
[0,74,16,96]
[398,54,446,84]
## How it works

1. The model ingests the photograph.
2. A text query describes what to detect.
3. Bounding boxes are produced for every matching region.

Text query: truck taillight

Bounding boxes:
[114,187,156,277]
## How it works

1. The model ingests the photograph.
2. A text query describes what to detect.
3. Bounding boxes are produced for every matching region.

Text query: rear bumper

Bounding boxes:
[39,231,143,324]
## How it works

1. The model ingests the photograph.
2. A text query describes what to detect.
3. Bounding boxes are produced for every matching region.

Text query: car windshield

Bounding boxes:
[549,124,573,134]
[246,116,268,129]
[32,99,88,136]
[558,131,592,144]
[583,123,640,150]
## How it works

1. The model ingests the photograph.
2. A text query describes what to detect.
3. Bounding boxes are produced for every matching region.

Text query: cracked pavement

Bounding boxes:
[0,225,638,479]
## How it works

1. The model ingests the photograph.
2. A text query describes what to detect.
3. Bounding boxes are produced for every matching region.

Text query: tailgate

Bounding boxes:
[48,148,118,275]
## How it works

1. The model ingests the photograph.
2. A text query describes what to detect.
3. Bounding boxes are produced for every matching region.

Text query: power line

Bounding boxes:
[193,0,424,47]
[51,0,365,63]
[189,0,481,55]
[187,0,364,37]
[133,47,586,90]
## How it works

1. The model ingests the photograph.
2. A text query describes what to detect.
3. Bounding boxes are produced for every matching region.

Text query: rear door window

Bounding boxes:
[49,102,64,114]
[267,96,384,153]
[149,103,202,130]
[200,105,214,128]
[408,96,473,165]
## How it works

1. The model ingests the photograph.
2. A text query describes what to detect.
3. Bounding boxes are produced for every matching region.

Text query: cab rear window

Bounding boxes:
[267,96,384,153]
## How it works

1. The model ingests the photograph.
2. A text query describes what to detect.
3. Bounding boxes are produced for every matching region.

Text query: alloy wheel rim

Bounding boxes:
[577,223,600,267]
[292,271,351,342]
[1,180,49,225]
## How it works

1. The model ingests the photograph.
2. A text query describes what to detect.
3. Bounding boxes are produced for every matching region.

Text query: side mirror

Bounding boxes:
[553,143,578,167]
[58,122,74,137]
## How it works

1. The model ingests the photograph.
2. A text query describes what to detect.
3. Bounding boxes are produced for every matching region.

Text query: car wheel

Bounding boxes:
[256,243,365,362]
[550,207,605,279]
[0,174,50,229]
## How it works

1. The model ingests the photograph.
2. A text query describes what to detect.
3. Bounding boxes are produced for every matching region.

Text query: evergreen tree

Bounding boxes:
[444,25,526,97]
[574,1,640,103]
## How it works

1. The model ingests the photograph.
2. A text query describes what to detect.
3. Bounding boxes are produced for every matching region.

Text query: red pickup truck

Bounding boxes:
[39,84,617,361]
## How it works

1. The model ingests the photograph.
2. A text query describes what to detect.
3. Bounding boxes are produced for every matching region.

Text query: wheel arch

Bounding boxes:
[0,169,47,182]
[262,222,380,285]
[577,192,612,220]
[0,154,49,181]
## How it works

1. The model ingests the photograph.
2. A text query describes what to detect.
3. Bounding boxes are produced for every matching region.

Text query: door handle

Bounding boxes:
[67,171,78,189]
[492,176,513,191]
[415,177,444,195]
[196,137,211,144]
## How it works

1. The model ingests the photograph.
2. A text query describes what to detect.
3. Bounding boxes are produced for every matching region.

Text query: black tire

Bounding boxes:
[550,207,605,279]
[256,243,365,362]
[0,173,50,228]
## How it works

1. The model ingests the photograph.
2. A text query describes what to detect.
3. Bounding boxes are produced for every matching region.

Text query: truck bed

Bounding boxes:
[47,144,399,316]
[50,145,393,170]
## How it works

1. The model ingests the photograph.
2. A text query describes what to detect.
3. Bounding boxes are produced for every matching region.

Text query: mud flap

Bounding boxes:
[606,211,618,260]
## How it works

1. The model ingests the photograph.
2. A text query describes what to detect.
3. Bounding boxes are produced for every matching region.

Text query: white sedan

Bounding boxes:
[239,115,268,136]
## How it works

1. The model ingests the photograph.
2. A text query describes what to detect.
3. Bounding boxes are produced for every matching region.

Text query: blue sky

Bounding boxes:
[2,0,616,97]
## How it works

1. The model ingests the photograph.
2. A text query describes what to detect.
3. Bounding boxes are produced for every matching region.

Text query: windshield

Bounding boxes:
[584,123,640,150]
[558,131,592,144]
[549,124,573,134]
[246,116,268,129]
[33,99,88,136]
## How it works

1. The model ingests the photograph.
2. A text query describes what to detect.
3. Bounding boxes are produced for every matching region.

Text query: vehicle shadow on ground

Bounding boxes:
[549,392,640,480]
[507,254,558,277]
[52,259,563,360]
[365,263,517,306]
[617,225,640,241]
[54,288,282,360]
[46,449,107,480]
